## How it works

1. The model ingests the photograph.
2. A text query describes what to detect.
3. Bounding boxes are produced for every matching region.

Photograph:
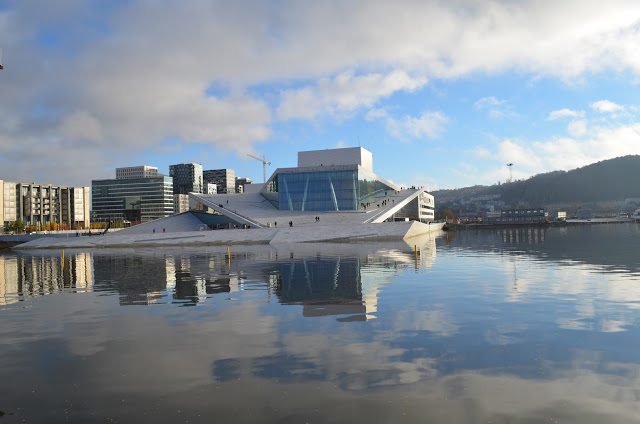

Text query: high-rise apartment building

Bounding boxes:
[116,166,158,180]
[1,180,90,232]
[92,176,174,224]
[170,163,203,195]
[203,169,235,194]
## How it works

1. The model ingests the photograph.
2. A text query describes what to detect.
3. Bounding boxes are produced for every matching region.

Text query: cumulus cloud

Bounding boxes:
[548,108,585,120]
[277,70,427,120]
[591,100,624,113]
[367,109,448,141]
[567,119,588,137]
[474,96,506,110]
[486,122,640,184]
[2,1,640,185]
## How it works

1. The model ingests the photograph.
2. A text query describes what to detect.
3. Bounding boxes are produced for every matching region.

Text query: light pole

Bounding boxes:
[507,163,513,183]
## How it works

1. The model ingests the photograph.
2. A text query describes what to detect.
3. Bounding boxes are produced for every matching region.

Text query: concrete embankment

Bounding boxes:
[0,233,77,249]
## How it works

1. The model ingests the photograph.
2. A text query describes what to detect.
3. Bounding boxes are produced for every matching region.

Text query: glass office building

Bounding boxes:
[170,163,203,195]
[263,167,396,211]
[92,176,174,224]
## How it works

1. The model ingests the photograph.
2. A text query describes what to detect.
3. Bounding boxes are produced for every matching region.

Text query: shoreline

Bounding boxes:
[447,218,638,231]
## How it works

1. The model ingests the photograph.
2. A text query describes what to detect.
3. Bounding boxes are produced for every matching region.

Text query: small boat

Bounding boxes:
[632,209,640,220]
[442,222,450,231]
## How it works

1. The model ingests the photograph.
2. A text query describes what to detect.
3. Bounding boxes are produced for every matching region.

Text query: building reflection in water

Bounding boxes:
[0,233,438,313]
[90,254,235,306]
[0,252,93,305]
[275,258,366,320]
[500,227,545,245]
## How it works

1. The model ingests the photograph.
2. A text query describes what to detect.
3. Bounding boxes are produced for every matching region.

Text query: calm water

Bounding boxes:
[1,224,640,423]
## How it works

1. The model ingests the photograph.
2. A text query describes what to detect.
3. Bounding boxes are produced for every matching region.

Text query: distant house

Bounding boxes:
[554,211,567,220]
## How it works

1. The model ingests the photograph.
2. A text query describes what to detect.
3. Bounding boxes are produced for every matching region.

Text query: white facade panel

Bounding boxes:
[74,187,85,221]
[298,147,373,172]
[2,182,17,222]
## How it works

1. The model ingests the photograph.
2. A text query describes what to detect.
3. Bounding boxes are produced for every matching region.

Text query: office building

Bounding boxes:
[170,163,203,195]
[1,180,90,232]
[203,169,235,194]
[92,176,174,224]
[116,166,158,180]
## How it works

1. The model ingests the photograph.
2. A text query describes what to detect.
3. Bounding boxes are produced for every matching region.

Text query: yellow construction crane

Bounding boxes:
[247,153,271,183]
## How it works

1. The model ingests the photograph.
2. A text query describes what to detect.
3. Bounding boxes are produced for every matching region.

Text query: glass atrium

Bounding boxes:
[264,169,396,211]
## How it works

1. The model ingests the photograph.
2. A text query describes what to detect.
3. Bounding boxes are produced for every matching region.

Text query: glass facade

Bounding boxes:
[92,177,174,223]
[265,169,396,211]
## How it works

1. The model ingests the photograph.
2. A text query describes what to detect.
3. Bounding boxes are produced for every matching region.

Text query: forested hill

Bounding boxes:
[433,155,640,208]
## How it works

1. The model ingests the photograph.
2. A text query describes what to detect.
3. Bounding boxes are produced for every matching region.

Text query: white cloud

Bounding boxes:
[474,96,516,119]
[365,108,389,121]
[591,100,624,113]
[398,112,448,139]
[469,147,492,159]
[472,122,640,186]
[368,109,448,141]
[474,96,506,110]
[568,119,588,137]
[277,70,427,121]
[548,108,585,120]
[2,1,640,185]
[57,111,104,144]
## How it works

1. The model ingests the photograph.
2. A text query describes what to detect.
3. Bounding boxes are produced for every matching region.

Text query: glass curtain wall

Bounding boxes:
[266,170,395,211]
[92,177,174,223]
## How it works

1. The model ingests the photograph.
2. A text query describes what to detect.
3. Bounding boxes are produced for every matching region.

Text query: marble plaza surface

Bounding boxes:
[12,220,443,250]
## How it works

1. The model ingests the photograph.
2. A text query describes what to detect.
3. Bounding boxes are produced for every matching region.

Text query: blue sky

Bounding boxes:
[1,0,640,190]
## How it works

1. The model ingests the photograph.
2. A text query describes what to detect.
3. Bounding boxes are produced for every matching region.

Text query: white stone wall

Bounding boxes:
[298,147,373,172]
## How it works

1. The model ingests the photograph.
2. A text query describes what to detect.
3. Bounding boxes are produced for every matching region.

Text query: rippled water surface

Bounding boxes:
[1,224,640,423]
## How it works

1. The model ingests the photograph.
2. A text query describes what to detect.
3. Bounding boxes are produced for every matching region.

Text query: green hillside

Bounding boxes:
[434,155,640,213]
